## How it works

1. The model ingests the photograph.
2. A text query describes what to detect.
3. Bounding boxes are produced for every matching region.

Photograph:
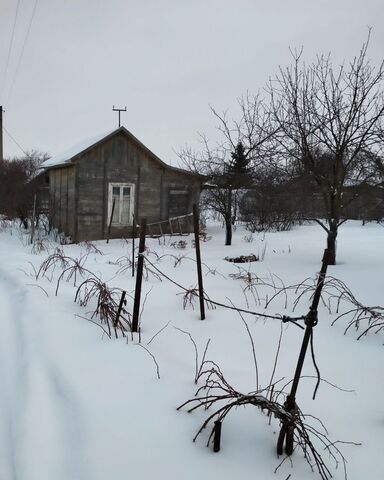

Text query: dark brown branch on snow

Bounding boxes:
[178,365,354,480]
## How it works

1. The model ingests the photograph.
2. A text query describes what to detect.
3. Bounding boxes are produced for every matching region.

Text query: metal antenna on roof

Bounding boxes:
[112,105,127,128]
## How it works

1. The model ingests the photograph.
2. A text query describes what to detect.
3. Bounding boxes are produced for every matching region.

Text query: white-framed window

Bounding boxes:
[108,183,135,226]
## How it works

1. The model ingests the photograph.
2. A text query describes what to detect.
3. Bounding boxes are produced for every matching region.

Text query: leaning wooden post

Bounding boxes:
[277,248,330,456]
[106,198,116,244]
[193,204,205,320]
[213,420,222,452]
[114,290,127,338]
[132,214,136,277]
[30,193,37,244]
[132,218,146,333]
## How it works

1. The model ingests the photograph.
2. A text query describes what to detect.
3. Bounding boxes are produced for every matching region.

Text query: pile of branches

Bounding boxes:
[225,254,259,263]
[178,362,348,480]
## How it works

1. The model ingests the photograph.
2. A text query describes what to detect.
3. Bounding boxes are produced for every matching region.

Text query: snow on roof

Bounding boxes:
[39,127,202,178]
[41,129,116,169]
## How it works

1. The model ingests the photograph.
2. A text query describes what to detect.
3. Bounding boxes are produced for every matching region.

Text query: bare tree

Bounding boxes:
[268,32,384,263]
[240,166,306,232]
[0,150,50,227]
[179,94,276,245]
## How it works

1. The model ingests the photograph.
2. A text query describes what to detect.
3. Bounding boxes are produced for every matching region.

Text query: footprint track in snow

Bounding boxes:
[0,266,88,480]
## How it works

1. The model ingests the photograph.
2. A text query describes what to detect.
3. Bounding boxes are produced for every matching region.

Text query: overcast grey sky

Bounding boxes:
[0,0,383,164]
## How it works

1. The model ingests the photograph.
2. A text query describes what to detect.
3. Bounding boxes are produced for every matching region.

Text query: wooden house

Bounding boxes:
[40,127,202,242]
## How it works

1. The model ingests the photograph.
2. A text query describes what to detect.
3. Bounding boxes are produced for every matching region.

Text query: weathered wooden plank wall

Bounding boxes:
[49,131,201,242]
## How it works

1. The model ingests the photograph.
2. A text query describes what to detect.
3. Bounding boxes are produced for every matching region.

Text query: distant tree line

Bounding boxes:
[0,151,49,227]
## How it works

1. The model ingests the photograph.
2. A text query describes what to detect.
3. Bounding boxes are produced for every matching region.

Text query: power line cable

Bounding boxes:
[0,0,21,101]
[3,126,28,157]
[5,0,39,106]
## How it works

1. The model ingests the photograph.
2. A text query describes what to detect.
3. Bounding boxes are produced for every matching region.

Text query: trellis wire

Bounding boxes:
[141,253,305,326]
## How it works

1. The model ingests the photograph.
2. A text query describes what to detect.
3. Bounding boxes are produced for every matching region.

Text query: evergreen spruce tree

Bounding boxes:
[217,142,253,245]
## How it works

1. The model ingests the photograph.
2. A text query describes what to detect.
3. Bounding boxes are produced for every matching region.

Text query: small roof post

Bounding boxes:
[112,105,127,128]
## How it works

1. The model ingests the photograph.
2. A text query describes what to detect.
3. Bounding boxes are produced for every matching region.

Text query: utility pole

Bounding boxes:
[112,105,126,128]
[0,106,3,163]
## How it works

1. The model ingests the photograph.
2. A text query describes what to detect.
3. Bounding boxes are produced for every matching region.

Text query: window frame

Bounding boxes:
[107,182,135,226]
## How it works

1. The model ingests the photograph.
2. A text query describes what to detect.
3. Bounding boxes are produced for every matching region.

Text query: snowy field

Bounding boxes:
[0,220,383,480]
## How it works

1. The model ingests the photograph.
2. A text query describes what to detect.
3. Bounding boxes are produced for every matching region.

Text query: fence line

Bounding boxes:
[136,212,193,237]
[141,254,306,327]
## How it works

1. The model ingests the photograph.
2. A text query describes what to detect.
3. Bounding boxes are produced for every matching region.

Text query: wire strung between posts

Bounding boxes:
[0,0,21,99]
[141,254,305,328]
[143,253,321,401]
[5,0,39,105]
[3,126,29,156]
[310,329,321,400]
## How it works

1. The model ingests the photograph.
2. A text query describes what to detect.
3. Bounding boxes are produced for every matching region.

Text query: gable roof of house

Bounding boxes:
[41,126,202,178]
[41,129,115,169]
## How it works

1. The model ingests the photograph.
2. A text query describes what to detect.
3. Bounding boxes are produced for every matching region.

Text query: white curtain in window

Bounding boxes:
[108,183,134,226]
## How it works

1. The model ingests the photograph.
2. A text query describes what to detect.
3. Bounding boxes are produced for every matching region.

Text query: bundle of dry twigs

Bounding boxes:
[178,362,352,480]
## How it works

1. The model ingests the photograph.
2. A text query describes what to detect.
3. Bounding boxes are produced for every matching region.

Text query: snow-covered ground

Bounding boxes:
[0,220,382,480]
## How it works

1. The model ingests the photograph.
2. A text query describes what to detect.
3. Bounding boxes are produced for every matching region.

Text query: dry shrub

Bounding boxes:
[36,249,92,294]
[178,363,352,480]
[31,237,51,254]
[36,248,71,281]
[177,287,215,311]
[37,250,131,337]
[115,254,162,281]
[75,277,131,338]
[170,240,187,249]
[80,240,104,255]
[326,277,384,339]
[258,272,384,340]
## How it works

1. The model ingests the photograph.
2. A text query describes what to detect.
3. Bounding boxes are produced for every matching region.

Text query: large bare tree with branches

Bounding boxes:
[268,32,384,263]
[179,94,276,245]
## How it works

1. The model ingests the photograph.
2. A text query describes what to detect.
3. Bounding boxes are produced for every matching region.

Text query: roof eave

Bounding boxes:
[42,126,203,178]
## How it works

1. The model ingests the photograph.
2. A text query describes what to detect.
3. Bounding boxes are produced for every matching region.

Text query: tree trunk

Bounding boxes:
[20,217,28,229]
[225,188,233,245]
[326,222,338,265]
[232,191,237,225]
[225,218,232,245]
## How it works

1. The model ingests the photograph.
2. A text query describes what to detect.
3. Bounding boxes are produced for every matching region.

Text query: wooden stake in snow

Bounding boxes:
[106,199,116,244]
[277,248,330,456]
[132,218,146,333]
[193,204,205,320]
[132,214,135,277]
[30,193,37,244]
[213,420,222,452]
[114,290,127,338]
